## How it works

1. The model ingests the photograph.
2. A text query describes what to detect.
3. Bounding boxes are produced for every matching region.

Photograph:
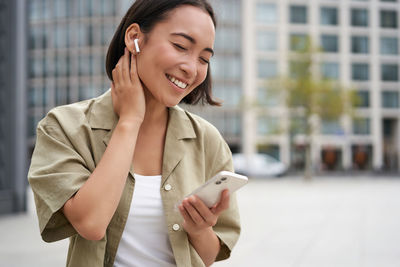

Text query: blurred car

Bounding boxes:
[232,153,287,178]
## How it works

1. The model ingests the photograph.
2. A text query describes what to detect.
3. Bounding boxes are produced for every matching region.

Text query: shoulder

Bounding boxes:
[38,90,114,132]
[177,106,224,142]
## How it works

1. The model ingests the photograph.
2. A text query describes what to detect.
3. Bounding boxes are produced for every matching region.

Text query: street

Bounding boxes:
[1,176,400,267]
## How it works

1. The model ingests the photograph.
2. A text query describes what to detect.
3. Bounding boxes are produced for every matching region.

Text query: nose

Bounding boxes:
[179,56,197,79]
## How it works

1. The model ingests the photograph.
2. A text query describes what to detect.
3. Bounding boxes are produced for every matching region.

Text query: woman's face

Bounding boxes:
[135,5,215,107]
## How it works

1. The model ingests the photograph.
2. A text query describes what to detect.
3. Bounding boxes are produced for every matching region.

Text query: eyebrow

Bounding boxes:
[171,32,214,56]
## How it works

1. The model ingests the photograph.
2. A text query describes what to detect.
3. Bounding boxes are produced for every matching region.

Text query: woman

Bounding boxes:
[28,0,241,266]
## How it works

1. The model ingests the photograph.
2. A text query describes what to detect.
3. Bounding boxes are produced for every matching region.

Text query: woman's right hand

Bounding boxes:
[111,47,146,124]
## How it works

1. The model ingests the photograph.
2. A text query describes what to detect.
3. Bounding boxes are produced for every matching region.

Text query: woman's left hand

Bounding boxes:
[178,189,230,236]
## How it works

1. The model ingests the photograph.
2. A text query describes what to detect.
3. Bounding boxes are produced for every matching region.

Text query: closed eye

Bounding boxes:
[173,43,187,51]
[200,57,209,64]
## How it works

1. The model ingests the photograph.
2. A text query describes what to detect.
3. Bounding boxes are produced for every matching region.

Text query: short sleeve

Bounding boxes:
[28,120,91,242]
[205,129,241,262]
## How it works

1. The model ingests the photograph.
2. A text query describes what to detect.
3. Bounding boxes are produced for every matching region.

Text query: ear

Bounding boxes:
[125,23,143,54]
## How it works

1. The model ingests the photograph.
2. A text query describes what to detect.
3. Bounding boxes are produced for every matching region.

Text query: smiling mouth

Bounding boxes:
[166,74,188,89]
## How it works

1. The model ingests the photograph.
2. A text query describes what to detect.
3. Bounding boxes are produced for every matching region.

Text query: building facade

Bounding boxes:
[241,0,400,172]
[0,0,27,214]
[27,0,400,173]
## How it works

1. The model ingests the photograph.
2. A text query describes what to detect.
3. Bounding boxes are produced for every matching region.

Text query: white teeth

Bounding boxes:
[167,75,188,89]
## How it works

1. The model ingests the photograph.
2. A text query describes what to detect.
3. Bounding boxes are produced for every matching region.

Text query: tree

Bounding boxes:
[264,37,358,179]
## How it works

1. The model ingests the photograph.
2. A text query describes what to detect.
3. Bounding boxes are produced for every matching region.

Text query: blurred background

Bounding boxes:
[0,0,399,266]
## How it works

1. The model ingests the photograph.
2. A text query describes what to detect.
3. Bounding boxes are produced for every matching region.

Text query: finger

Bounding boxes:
[190,195,217,226]
[178,204,193,224]
[130,52,139,83]
[183,198,205,225]
[121,48,130,83]
[211,190,230,215]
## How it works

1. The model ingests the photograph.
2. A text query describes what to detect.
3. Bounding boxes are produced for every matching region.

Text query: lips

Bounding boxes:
[166,74,188,89]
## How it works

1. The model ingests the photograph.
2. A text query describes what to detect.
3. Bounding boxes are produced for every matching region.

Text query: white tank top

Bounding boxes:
[114,174,176,267]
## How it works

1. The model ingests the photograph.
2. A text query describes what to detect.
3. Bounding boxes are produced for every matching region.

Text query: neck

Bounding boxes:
[141,88,168,127]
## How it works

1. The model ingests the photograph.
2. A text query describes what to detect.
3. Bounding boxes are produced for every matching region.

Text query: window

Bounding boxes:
[290,33,307,51]
[355,91,370,107]
[78,24,93,47]
[218,1,241,24]
[215,28,241,51]
[321,62,339,79]
[55,54,69,77]
[210,56,241,79]
[381,64,398,81]
[213,86,242,107]
[54,0,69,18]
[258,116,279,135]
[256,3,277,24]
[320,7,338,25]
[29,55,43,78]
[79,54,93,76]
[256,31,277,51]
[30,26,46,49]
[382,91,399,108]
[351,36,369,54]
[321,35,338,52]
[353,118,370,135]
[290,5,307,24]
[380,37,398,55]
[54,24,69,49]
[101,0,116,16]
[380,10,398,28]
[321,119,343,135]
[257,60,277,79]
[352,63,369,80]
[258,88,280,107]
[351,9,368,27]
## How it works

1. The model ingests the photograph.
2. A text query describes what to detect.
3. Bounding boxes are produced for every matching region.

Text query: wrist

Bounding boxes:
[116,119,142,132]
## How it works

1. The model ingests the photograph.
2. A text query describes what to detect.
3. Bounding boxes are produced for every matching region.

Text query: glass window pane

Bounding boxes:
[54,0,68,18]
[29,55,43,78]
[321,62,339,79]
[210,56,241,80]
[102,0,116,16]
[290,33,307,51]
[55,54,69,77]
[382,91,399,108]
[351,9,368,27]
[258,60,277,79]
[321,119,343,135]
[215,28,241,51]
[54,24,69,48]
[257,88,280,107]
[321,35,338,52]
[353,118,370,135]
[258,116,279,135]
[256,31,277,51]
[351,36,369,54]
[290,5,307,24]
[355,91,370,107]
[320,7,338,25]
[381,64,398,81]
[380,37,398,55]
[352,63,369,80]
[380,10,398,28]
[256,3,277,24]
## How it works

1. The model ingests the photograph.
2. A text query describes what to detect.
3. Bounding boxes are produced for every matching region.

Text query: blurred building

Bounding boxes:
[27,0,243,153]
[0,0,27,214]
[26,0,399,174]
[239,0,400,172]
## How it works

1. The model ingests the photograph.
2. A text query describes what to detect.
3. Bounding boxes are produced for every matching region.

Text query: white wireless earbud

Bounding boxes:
[134,38,140,53]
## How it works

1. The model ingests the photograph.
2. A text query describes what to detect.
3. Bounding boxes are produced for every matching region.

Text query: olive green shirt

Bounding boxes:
[28,90,241,267]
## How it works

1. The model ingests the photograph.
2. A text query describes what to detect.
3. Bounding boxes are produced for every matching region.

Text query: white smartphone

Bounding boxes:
[186,171,248,208]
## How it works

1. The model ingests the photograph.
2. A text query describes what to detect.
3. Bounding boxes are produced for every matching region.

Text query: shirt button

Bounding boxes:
[172,224,180,231]
[164,184,172,191]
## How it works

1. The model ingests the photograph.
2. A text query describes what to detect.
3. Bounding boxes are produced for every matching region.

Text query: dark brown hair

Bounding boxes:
[106,0,221,106]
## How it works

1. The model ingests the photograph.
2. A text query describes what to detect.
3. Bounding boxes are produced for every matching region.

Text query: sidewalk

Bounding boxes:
[1,176,400,267]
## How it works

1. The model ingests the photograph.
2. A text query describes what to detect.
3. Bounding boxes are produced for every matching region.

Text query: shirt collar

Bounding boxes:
[88,89,197,140]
